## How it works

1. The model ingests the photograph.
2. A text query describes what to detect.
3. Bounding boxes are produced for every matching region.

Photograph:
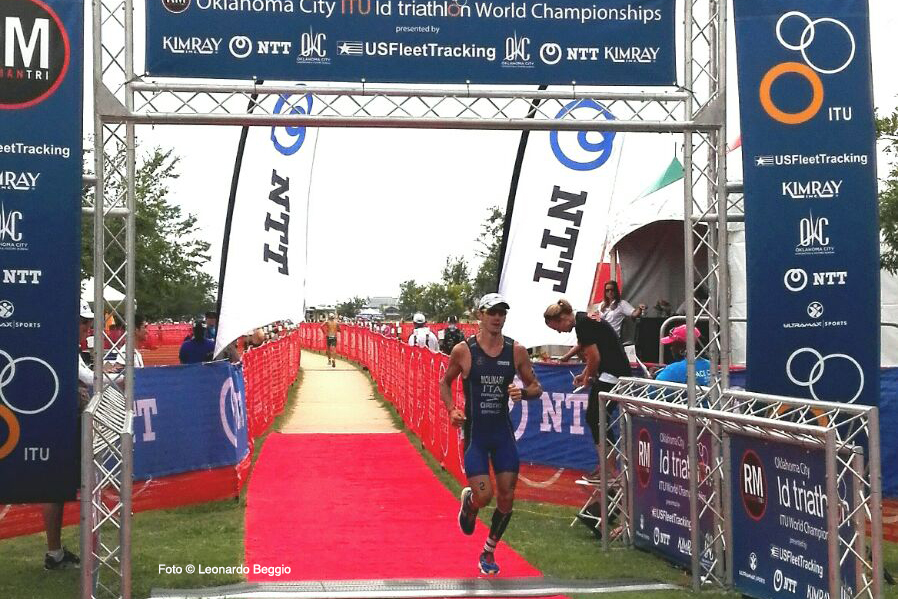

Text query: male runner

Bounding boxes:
[439,293,542,575]
[321,314,340,367]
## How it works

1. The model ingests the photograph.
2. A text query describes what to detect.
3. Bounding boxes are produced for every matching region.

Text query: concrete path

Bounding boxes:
[280,351,398,434]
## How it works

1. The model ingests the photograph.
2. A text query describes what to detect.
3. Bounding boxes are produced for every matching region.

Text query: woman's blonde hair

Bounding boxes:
[543,299,573,322]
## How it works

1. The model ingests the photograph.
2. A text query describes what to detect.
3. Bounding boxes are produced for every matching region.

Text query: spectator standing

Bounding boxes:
[408,313,439,351]
[179,320,215,364]
[439,315,466,355]
[205,311,218,340]
[597,280,645,337]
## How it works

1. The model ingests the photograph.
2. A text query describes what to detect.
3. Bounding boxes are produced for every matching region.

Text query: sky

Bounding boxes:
[98,1,898,307]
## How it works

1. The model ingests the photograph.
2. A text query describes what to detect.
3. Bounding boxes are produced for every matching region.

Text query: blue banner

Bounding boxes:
[631,416,714,569]
[145,0,676,85]
[731,434,857,599]
[509,363,595,471]
[133,362,249,480]
[0,0,83,502]
[734,1,879,406]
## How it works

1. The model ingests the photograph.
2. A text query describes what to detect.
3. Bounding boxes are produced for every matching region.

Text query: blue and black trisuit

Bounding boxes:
[462,336,519,477]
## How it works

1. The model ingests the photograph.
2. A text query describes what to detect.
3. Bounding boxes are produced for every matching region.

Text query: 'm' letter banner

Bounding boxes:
[734,0,879,407]
[215,94,316,356]
[145,0,675,86]
[500,100,623,349]
[0,0,83,502]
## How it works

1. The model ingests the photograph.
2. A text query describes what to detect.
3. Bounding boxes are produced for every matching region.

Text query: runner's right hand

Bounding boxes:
[449,407,466,427]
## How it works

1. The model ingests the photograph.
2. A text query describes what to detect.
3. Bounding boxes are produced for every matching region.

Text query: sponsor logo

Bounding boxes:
[749,551,758,571]
[2,269,40,283]
[604,46,659,63]
[270,93,312,155]
[754,153,868,167]
[502,32,532,68]
[297,28,328,64]
[0,300,13,318]
[787,347,864,403]
[228,35,252,58]
[796,211,834,255]
[0,0,71,109]
[550,99,616,171]
[0,298,40,329]
[0,204,26,251]
[0,142,70,159]
[0,171,39,191]
[783,268,847,292]
[772,569,798,593]
[162,36,221,55]
[161,0,191,13]
[652,526,670,546]
[807,301,823,319]
[539,42,561,65]
[565,47,600,61]
[782,180,842,199]
[219,375,245,448]
[740,450,767,520]
[636,428,651,488]
[760,12,855,125]
[336,40,363,55]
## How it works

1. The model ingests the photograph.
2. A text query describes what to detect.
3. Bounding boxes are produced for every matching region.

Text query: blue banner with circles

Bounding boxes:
[734,0,879,408]
[0,0,83,503]
[145,0,676,85]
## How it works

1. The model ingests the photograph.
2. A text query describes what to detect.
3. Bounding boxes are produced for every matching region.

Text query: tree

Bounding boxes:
[398,280,426,319]
[878,109,898,273]
[82,147,216,320]
[337,296,366,318]
[472,206,505,300]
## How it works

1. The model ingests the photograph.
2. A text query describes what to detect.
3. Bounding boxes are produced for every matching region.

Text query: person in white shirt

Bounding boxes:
[407,312,439,351]
[113,314,148,371]
[596,280,645,337]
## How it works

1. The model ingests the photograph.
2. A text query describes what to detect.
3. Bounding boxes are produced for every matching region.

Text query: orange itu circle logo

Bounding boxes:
[0,405,20,460]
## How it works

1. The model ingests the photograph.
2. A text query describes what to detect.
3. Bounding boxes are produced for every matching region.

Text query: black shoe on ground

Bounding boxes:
[45,547,80,570]
[458,487,476,535]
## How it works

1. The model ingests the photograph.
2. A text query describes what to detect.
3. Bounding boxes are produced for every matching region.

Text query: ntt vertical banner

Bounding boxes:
[145,0,676,85]
[734,0,879,407]
[0,0,83,501]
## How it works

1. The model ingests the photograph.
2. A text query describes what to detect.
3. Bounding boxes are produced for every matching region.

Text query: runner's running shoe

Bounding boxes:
[479,551,500,575]
[44,547,80,570]
[458,487,476,535]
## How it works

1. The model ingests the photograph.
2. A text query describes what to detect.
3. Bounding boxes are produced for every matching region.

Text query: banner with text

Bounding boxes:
[215,93,316,356]
[0,0,83,502]
[734,0,879,406]
[631,416,714,569]
[500,100,624,348]
[730,434,857,599]
[145,0,675,85]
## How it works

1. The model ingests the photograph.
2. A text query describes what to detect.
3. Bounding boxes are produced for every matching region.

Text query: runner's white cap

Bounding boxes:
[412,312,426,324]
[478,293,510,311]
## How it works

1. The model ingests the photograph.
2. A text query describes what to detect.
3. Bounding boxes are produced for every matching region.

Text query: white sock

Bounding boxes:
[48,548,64,560]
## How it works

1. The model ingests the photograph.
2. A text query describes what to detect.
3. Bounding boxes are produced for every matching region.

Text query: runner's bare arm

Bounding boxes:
[509,343,542,401]
[440,342,469,426]
[573,344,601,388]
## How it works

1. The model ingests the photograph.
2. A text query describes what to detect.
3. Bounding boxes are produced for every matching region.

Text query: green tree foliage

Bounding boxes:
[337,296,366,318]
[472,206,505,300]
[82,148,216,320]
[879,109,898,273]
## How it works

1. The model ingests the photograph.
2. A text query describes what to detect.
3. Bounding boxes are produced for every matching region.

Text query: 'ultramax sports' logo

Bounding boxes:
[740,449,768,521]
[636,428,651,488]
[759,11,855,125]
[0,0,70,109]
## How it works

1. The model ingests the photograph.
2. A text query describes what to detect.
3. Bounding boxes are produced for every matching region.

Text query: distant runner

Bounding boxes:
[321,314,340,368]
[440,293,542,575]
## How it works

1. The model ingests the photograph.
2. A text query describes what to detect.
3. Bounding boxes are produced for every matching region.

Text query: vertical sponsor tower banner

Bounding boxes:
[731,435,857,599]
[0,0,83,502]
[631,416,714,569]
[145,0,676,85]
[215,94,316,356]
[734,0,879,407]
[500,101,622,349]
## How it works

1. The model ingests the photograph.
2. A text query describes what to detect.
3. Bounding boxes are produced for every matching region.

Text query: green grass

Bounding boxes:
[2,357,896,599]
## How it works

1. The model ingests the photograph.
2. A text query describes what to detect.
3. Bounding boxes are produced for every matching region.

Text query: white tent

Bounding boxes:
[80,277,126,304]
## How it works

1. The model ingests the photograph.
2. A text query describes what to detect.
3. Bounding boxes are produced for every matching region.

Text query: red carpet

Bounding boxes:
[245,433,544,581]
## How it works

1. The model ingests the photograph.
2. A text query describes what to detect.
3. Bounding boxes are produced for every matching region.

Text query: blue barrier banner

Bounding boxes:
[133,362,249,480]
[734,0,879,407]
[0,0,83,502]
[631,416,713,569]
[731,434,857,599]
[509,363,595,471]
[145,0,676,85]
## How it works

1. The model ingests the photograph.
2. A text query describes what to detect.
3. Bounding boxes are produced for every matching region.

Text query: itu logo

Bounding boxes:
[271,93,313,156]
[0,0,71,109]
[549,100,616,171]
[0,349,60,460]
[760,12,855,125]
[787,347,864,403]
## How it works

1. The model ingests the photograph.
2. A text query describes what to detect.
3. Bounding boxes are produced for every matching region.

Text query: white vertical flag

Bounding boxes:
[499,100,623,348]
[215,93,317,355]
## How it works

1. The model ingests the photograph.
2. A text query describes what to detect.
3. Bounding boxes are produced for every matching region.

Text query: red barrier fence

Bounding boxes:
[300,324,585,506]
[0,331,301,540]
[147,323,193,346]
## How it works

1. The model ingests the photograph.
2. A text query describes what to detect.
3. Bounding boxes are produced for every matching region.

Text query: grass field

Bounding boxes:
[1,356,895,599]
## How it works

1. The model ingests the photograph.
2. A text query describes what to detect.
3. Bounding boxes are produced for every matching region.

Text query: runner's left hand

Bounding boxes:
[508,384,523,402]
